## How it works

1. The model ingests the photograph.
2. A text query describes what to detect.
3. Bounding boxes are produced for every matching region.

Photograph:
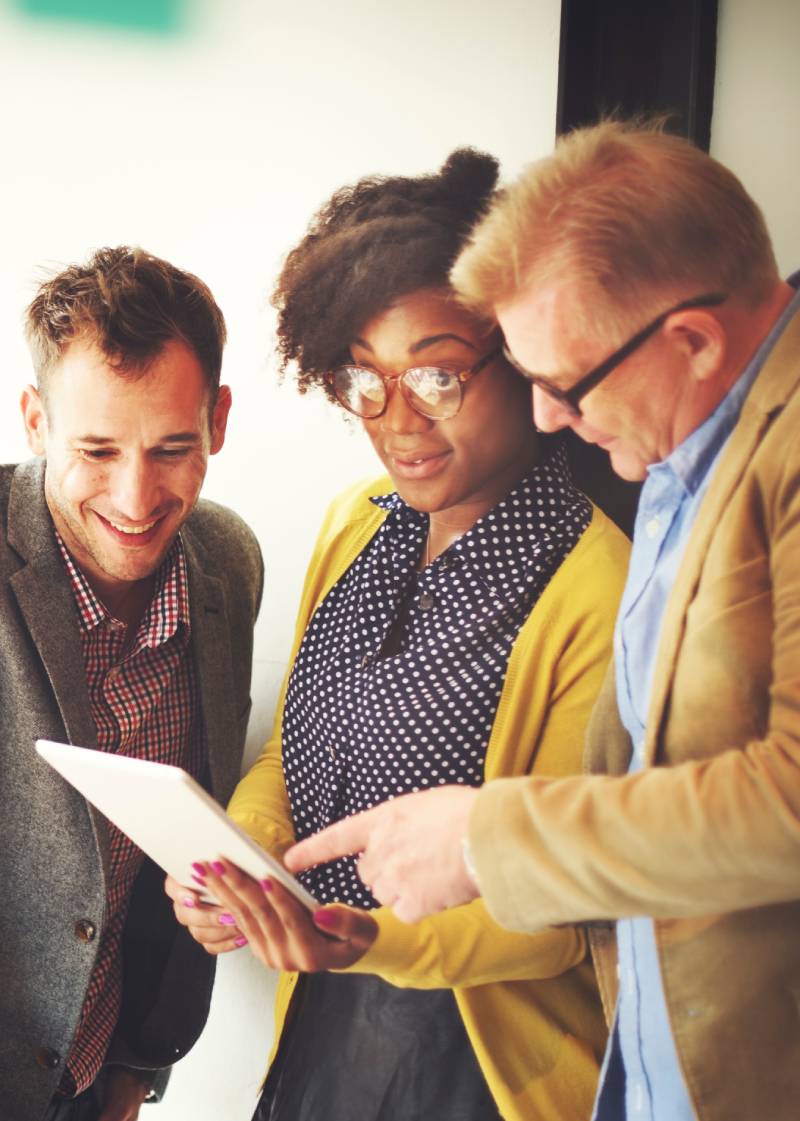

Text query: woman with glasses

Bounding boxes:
[168,149,629,1121]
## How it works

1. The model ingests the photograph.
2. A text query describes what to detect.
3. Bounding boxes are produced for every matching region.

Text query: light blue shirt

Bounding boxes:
[593,278,800,1121]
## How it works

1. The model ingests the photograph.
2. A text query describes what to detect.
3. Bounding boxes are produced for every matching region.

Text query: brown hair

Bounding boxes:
[25,245,226,399]
[452,118,778,339]
[272,148,500,399]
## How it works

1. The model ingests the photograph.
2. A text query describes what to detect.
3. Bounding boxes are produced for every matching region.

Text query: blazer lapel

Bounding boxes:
[643,308,800,763]
[7,460,110,876]
[183,530,240,801]
[7,461,98,751]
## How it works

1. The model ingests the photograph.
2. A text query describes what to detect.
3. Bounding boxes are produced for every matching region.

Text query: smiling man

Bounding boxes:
[1,247,263,1121]
[285,121,800,1121]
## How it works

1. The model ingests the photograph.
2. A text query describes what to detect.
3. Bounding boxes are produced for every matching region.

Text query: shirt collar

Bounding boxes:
[56,532,191,644]
[655,273,800,495]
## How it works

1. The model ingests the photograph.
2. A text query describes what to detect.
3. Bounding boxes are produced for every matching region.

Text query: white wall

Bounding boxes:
[711,0,800,275]
[2,0,797,1115]
[0,1,561,1116]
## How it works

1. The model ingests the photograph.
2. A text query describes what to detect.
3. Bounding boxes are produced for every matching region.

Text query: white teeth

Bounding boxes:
[108,519,157,535]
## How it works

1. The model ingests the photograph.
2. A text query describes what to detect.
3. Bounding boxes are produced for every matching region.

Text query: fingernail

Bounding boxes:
[260,878,273,892]
[218,912,236,926]
[191,874,206,887]
[234,935,248,947]
[183,896,196,909]
[210,860,226,875]
[313,909,335,928]
[191,862,207,877]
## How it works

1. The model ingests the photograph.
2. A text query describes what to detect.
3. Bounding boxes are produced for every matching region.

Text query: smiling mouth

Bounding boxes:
[95,511,165,543]
[107,518,158,535]
[389,450,450,479]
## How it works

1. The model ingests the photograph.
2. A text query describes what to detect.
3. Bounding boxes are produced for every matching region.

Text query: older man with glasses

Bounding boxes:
[286,119,800,1121]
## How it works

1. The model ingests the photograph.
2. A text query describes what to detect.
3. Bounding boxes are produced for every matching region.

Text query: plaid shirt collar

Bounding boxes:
[55,532,191,646]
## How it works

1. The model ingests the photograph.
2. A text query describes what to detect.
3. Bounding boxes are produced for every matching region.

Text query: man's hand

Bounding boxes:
[285,786,481,923]
[97,1068,150,1121]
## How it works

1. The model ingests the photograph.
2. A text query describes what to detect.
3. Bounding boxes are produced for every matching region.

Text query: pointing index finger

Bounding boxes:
[284,811,372,873]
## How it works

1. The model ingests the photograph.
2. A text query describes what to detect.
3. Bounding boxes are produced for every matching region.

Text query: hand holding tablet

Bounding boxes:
[35,739,317,911]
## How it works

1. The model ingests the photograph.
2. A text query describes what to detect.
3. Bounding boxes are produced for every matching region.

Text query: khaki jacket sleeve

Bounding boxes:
[470,423,800,933]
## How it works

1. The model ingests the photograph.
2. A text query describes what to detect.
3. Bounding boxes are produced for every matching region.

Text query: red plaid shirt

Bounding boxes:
[56,534,201,1096]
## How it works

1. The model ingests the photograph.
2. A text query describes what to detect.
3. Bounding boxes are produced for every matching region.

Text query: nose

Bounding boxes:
[531,386,575,433]
[378,379,431,436]
[109,455,162,521]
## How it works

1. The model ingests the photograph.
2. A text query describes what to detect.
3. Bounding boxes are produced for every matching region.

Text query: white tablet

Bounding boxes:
[35,739,317,911]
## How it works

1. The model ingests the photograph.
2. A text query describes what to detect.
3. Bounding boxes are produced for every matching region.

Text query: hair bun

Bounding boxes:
[438,147,500,222]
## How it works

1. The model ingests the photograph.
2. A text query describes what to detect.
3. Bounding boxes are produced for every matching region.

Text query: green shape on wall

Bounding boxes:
[18,0,183,33]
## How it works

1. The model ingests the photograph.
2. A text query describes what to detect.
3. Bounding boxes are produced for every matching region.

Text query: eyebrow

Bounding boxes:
[73,432,203,445]
[352,333,478,356]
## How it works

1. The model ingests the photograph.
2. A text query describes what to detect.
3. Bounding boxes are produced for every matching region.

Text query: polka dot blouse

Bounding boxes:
[282,442,591,908]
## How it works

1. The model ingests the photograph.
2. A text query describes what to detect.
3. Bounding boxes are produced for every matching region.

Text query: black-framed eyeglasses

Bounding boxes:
[503,292,727,419]
[326,346,502,421]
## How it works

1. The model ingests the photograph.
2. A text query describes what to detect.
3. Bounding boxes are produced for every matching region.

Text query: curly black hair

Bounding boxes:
[272,148,500,396]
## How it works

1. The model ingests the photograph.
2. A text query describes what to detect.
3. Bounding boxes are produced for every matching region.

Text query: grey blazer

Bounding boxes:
[0,459,264,1121]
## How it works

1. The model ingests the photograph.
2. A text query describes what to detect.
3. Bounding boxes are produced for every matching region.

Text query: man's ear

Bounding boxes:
[209,384,232,455]
[21,385,48,455]
[664,309,726,383]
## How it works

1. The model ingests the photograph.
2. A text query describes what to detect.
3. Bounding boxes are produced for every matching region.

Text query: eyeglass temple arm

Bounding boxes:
[458,344,503,383]
[565,292,727,407]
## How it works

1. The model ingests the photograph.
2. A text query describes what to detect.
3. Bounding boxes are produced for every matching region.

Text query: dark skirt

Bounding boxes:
[253,972,503,1121]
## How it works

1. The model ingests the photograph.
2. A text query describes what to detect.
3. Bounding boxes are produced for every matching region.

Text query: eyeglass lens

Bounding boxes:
[332,366,463,420]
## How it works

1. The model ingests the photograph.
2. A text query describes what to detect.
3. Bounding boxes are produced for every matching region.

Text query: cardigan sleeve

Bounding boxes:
[228,479,389,852]
[227,684,296,858]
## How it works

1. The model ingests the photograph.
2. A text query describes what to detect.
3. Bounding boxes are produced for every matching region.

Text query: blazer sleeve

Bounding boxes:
[469,427,800,932]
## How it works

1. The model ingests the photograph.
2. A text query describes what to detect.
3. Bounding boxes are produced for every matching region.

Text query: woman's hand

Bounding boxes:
[163,872,248,955]
[197,858,379,972]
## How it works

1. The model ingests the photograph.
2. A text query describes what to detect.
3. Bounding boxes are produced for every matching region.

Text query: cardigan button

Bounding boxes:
[35,1048,61,1070]
[326,745,338,762]
[419,592,434,611]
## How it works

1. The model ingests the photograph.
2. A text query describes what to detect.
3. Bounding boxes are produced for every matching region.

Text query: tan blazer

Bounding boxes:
[470,307,800,1121]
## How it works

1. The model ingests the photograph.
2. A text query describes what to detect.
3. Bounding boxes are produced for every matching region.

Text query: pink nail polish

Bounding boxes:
[210,860,226,875]
[191,862,206,877]
[219,912,236,926]
[183,896,196,909]
[260,878,273,892]
[190,874,206,887]
[234,935,248,947]
[313,909,335,928]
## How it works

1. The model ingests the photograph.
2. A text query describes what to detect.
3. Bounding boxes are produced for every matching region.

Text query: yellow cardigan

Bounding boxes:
[228,475,630,1121]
